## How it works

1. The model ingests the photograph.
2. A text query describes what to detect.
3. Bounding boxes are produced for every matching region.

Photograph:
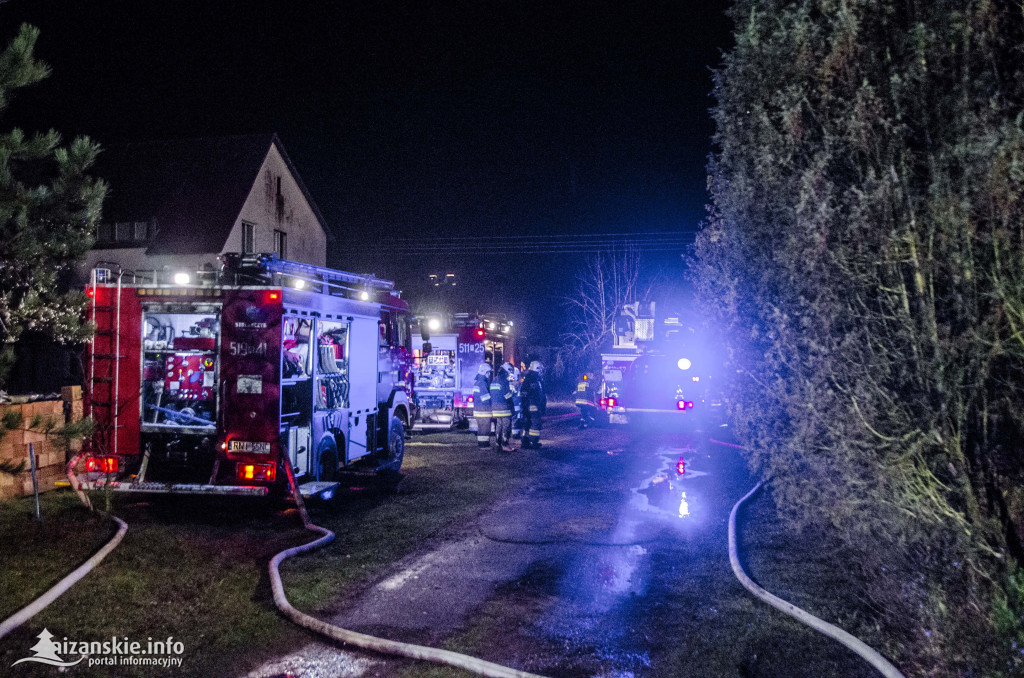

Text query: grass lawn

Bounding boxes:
[0,432,533,677]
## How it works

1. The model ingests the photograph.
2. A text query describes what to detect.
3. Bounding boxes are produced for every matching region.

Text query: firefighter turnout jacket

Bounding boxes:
[490,368,513,417]
[575,376,597,406]
[473,371,492,415]
[521,369,546,421]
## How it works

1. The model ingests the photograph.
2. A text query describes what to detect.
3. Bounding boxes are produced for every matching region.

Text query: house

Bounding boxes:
[83,133,330,279]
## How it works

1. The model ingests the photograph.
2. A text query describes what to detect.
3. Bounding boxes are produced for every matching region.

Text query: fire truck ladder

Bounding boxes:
[259,255,397,298]
[88,268,125,456]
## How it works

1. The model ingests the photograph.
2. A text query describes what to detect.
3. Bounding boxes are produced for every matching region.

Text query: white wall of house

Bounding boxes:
[225,143,328,266]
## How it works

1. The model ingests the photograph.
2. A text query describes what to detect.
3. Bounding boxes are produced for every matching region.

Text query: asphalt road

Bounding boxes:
[247,405,875,678]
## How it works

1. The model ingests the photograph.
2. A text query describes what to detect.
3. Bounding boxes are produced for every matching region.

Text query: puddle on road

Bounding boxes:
[625,445,710,524]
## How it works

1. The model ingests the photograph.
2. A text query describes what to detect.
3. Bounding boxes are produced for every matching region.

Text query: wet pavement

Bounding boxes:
[244,407,874,677]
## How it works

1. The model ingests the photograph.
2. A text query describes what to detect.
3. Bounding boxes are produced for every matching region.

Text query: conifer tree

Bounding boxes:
[0,24,106,389]
[696,1,1024,672]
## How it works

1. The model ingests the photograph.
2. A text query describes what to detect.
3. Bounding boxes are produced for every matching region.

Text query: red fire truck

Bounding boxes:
[409,313,515,430]
[599,302,723,426]
[76,254,413,498]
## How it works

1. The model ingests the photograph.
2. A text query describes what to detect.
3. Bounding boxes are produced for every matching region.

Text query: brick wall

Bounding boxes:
[0,386,83,500]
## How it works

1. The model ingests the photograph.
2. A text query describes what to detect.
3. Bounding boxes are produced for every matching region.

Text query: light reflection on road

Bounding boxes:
[540,434,714,675]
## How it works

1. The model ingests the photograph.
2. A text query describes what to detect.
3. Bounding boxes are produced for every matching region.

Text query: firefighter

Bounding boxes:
[472,362,493,447]
[510,364,524,439]
[575,372,598,428]
[520,361,546,449]
[490,362,516,451]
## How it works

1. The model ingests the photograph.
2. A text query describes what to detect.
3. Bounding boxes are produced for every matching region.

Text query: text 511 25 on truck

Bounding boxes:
[408,313,515,431]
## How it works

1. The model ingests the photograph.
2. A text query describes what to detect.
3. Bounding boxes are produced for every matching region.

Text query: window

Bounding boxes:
[115,222,132,241]
[97,223,114,243]
[134,222,148,241]
[274,230,287,259]
[242,222,256,253]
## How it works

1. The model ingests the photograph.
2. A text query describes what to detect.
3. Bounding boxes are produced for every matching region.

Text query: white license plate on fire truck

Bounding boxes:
[229,440,271,454]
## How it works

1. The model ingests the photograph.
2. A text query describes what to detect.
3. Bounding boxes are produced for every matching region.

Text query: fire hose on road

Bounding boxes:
[269,460,547,678]
[728,480,905,678]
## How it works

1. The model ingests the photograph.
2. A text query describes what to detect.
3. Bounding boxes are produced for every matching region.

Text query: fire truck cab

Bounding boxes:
[599,302,723,426]
[78,254,413,498]
[409,313,515,430]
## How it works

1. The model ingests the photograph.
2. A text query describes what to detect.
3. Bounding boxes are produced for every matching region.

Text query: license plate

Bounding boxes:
[610,414,628,425]
[229,440,271,454]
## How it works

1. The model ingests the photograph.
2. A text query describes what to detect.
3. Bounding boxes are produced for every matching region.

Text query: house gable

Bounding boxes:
[84,134,329,275]
[225,140,328,266]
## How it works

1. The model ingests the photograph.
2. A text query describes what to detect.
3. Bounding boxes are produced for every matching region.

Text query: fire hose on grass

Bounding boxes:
[270,461,546,678]
[728,480,905,678]
[0,451,127,640]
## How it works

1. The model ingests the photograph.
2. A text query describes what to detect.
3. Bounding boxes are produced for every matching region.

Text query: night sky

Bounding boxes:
[1,0,732,344]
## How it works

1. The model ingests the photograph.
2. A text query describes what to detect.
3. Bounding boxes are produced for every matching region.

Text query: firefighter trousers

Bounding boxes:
[492,412,511,446]
[475,414,492,446]
[524,407,543,447]
[576,403,597,427]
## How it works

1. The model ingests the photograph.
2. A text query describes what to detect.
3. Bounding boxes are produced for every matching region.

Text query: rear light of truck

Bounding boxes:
[676,400,694,410]
[236,463,276,483]
[607,397,617,407]
[85,456,119,473]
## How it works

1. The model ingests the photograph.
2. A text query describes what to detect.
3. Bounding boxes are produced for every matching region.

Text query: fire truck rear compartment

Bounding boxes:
[140,432,218,484]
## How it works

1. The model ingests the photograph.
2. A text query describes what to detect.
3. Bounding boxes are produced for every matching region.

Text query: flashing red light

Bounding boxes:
[85,456,119,473]
[268,291,280,301]
[677,456,686,475]
[86,287,95,298]
[236,462,276,483]
[677,400,686,410]
[475,328,485,337]
[467,396,474,404]
[599,398,607,408]
[607,397,617,407]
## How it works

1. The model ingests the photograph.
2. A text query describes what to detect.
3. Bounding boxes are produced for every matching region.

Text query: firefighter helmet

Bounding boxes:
[477,363,492,377]
[528,361,544,374]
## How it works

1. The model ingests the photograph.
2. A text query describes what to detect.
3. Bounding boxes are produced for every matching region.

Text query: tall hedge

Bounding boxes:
[695,1,1024,672]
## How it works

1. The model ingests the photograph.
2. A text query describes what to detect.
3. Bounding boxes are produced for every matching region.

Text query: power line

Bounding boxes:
[384,230,699,242]
[382,247,694,256]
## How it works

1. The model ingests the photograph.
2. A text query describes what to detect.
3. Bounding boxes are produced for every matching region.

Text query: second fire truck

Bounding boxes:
[599,302,724,426]
[408,313,515,430]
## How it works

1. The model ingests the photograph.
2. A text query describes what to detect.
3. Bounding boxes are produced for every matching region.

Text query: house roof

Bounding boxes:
[95,133,331,255]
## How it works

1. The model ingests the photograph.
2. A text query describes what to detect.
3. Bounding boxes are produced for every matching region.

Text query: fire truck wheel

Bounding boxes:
[316,436,341,482]
[378,416,405,474]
